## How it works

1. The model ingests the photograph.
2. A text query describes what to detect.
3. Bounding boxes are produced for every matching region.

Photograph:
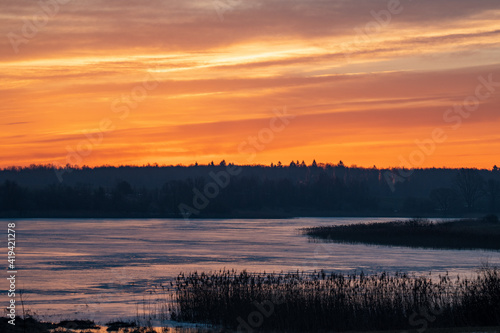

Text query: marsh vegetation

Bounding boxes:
[171,267,500,331]
[303,216,500,251]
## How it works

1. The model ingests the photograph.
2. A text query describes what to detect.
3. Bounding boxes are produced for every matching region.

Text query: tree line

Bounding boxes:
[0,163,498,217]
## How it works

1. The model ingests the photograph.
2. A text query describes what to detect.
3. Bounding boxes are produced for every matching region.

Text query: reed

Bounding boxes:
[170,267,500,331]
[302,217,500,250]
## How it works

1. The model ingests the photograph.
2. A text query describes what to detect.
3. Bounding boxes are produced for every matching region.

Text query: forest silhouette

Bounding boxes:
[0,162,498,218]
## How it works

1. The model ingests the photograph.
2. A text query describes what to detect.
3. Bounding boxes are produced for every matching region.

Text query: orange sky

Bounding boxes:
[1,0,500,169]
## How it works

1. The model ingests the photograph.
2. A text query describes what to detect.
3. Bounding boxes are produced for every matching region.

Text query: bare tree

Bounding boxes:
[430,187,459,212]
[486,179,500,213]
[455,169,484,210]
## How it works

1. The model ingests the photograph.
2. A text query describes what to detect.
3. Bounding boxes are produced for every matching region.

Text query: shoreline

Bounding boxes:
[4,266,500,332]
[2,317,499,333]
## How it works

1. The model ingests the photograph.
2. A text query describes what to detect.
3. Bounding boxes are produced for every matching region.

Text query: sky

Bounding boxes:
[1,0,500,169]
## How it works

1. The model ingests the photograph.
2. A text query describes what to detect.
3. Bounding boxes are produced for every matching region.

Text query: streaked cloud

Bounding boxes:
[1,0,499,168]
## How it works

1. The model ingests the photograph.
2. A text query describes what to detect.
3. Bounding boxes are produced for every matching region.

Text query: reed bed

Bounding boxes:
[170,268,500,332]
[302,217,500,250]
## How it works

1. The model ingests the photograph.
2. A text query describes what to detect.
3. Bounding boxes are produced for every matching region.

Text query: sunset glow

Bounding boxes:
[2,0,500,168]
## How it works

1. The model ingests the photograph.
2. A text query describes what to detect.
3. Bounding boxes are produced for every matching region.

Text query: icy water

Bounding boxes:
[1,217,500,324]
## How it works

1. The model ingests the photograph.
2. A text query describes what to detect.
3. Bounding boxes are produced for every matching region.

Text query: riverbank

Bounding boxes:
[0,318,215,333]
[3,267,499,332]
[1,318,500,333]
[303,216,500,251]
[2,317,499,333]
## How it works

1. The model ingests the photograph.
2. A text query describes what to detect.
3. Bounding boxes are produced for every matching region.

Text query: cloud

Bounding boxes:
[1,0,499,60]
[1,0,500,168]
[4,121,31,125]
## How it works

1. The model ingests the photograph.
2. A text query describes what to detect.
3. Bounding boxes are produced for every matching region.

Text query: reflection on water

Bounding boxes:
[1,217,499,324]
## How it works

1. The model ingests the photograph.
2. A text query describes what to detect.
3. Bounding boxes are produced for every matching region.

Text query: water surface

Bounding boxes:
[1,217,499,323]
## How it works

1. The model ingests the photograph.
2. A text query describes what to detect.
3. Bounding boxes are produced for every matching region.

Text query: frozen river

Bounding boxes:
[1,217,499,324]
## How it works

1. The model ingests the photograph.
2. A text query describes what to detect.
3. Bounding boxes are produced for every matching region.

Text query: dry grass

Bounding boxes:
[171,267,500,332]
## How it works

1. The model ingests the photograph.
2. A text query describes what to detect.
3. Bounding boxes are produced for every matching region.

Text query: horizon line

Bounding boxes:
[1,162,498,172]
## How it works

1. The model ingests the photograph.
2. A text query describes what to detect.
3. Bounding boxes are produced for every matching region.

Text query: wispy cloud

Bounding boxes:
[1,0,499,168]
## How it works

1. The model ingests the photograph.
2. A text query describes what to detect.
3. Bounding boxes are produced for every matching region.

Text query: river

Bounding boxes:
[1,217,499,325]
